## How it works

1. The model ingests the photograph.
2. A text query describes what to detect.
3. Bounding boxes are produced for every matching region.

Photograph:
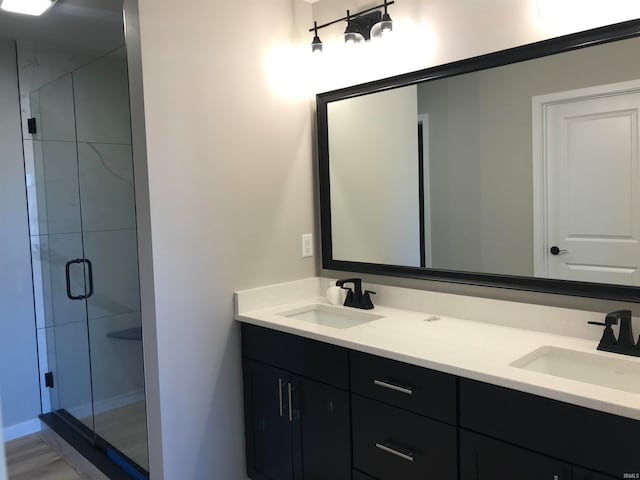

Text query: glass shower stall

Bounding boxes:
[26,46,149,474]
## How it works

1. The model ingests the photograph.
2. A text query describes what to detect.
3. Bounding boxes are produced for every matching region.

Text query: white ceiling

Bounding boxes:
[0,0,125,52]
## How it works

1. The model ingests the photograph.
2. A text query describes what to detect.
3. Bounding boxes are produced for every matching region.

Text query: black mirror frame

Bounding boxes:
[317,19,640,303]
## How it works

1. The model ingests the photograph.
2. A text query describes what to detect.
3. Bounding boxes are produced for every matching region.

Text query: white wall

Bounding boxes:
[0,40,41,438]
[328,85,421,266]
[136,0,315,478]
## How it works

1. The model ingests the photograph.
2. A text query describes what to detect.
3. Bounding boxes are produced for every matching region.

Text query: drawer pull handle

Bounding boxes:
[374,379,413,395]
[375,442,414,462]
[278,378,284,417]
[287,382,293,422]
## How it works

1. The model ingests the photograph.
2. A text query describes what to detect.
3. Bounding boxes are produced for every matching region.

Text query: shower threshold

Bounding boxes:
[40,411,149,480]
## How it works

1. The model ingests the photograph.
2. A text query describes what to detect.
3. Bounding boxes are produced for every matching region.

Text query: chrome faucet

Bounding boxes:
[588,310,640,357]
[335,278,376,310]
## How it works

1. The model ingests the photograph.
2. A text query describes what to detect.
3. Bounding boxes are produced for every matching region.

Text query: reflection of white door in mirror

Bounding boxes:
[533,80,640,285]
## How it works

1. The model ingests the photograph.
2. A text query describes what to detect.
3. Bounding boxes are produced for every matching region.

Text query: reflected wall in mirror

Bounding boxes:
[319,21,640,300]
[328,85,423,267]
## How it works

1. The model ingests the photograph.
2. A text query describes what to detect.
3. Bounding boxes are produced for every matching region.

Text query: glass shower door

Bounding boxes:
[29,72,96,436]
[75,48,148,471]
[28,48,148,473]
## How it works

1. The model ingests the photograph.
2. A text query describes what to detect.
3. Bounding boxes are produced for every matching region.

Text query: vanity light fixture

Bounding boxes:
[309,1,395,52]
[0,0,57,16]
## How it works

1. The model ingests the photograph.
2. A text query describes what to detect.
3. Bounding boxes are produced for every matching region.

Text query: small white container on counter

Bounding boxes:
[326,281,346,306]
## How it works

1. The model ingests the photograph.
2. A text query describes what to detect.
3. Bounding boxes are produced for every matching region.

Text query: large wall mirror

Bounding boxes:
[318,20,640,301]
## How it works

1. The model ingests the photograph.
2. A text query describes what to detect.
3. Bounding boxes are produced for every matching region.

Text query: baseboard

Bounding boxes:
[3,418,41,442]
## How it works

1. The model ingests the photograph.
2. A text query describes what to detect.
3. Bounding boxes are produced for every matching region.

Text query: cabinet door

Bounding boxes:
[574,467,618,480]
[243,360,293,480]
[460,430,571,480]
[294,376,351,480]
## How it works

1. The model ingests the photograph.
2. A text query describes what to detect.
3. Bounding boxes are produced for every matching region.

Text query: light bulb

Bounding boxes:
[0,0,56,16]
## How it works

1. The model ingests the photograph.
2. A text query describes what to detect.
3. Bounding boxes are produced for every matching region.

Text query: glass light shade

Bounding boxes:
[312,35,323,53]
[0,0,56,15]
[344,31,365,44]
[380,15,393,33]
[371,13,393,39]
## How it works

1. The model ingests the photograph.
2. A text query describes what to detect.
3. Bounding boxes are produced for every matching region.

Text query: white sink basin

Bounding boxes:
[276,304,383,329]
[511,346,640,394]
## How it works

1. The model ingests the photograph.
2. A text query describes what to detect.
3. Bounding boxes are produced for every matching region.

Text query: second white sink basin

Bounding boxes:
[276,304,383,329]
[511,346,640,394]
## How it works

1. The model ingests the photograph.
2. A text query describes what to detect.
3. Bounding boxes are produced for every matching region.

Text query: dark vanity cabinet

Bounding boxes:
[460,430,571,480]
[241,324,351,480]
[460,379,640,479]
[460,429,619,480]
[243,360,296,480]
[241,324,639,480]
[350,352,458,480]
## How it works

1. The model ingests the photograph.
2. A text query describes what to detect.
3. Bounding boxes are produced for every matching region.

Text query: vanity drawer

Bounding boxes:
[460,378,640,478]
[352,394,457,480]
[241,323,348,389]
[350,350,457,423]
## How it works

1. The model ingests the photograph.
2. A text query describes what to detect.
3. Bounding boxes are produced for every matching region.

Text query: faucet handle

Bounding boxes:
[342,287,354,307]
[587,320,616,327]
[588,320,617,346]
[361,290,376,310]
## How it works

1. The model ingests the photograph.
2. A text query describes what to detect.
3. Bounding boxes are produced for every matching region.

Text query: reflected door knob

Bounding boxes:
[550,246,568,255]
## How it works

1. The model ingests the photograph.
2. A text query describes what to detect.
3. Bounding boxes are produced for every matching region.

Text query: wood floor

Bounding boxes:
[4,403,149,480]
[90,401,148,470]
[5,434,90,480]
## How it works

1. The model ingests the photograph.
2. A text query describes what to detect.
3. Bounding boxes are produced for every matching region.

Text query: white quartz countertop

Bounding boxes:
[235,280,640,422]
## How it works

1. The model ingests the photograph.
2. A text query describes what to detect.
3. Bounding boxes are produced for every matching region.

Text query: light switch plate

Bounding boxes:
[302,234,313,257]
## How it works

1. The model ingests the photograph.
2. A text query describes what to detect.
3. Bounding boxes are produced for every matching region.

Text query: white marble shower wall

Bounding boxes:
[19,45,144,419]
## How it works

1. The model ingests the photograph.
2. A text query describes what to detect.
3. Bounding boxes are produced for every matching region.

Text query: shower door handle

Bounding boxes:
[82,259,94,299]
[65,258,94,300]
[65,259,85,300]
